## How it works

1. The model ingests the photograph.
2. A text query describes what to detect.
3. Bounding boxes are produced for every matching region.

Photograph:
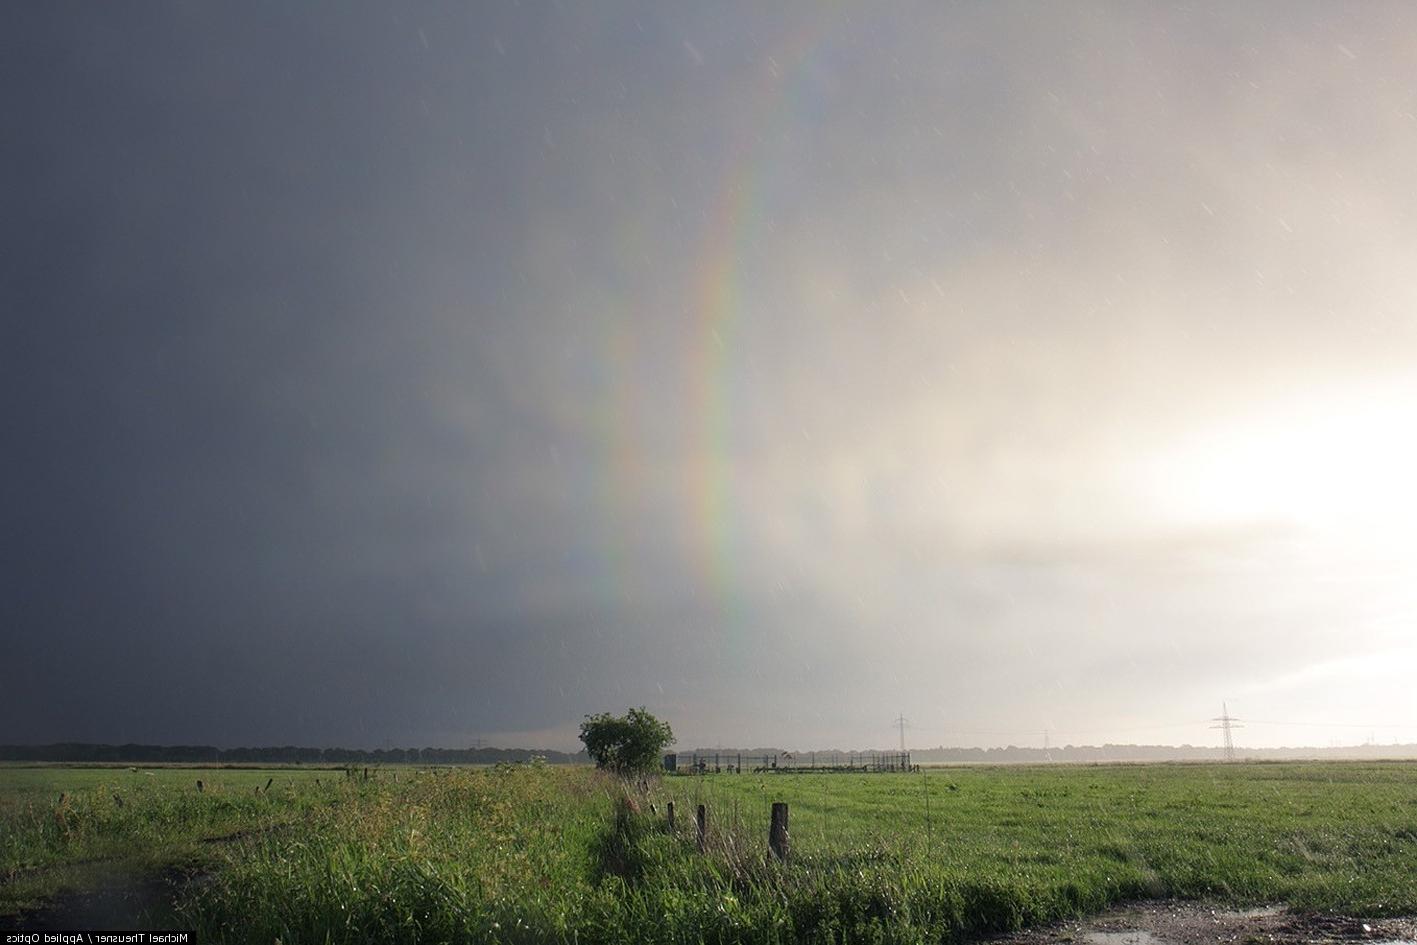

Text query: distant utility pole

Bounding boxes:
[894,713,909,753]
[1211,703,1242,762]
[1043,729,1051,761]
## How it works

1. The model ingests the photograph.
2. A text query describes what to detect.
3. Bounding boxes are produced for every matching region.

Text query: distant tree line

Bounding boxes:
[0,743,590,765]
[677,743,1417,764]
[910,743,1417,763]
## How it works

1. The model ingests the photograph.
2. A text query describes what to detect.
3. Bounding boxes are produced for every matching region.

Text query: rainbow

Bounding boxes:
[585,15,853,623]
[684,14,851,615]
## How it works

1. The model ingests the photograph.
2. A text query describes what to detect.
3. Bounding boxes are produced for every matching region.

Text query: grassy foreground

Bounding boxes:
[0,765,333,923]
[2,762,1416,942]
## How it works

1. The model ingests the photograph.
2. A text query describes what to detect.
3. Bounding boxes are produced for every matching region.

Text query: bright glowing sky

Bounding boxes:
[4,3,1417,751]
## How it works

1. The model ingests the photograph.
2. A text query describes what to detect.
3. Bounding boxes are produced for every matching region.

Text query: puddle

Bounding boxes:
[1216,906,1285,919]
[1083,933,1175,945]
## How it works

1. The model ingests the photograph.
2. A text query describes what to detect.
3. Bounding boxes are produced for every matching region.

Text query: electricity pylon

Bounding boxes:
[1211,702,1242,762]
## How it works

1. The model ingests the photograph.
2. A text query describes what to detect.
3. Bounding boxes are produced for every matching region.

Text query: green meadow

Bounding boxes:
[2,762,1416,943]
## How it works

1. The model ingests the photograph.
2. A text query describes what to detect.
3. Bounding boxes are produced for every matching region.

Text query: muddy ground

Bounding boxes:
[0,867,198,932]
[5,892,1416,940]
[989,901,1417,945]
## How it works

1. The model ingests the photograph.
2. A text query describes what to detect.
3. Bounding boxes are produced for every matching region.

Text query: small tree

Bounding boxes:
[579,707,674,774]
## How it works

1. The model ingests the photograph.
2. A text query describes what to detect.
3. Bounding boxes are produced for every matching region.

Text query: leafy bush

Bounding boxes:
[579,707,674,775]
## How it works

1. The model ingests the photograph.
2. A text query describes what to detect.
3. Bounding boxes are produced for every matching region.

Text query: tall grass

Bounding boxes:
[180,764,614,943]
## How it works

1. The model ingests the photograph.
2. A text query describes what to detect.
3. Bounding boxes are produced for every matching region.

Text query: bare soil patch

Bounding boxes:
[989,901,1417,945]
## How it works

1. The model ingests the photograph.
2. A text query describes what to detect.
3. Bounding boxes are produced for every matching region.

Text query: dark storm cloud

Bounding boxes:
[5,3,1417,750]
[1,2,582,744]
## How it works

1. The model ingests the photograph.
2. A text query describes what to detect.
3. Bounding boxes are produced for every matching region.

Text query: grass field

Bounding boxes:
[2,762,1415,943]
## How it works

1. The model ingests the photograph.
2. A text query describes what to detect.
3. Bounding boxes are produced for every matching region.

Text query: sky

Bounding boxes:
[4,2,1417,753]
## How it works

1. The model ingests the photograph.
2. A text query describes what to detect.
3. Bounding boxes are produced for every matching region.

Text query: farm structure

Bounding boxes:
[664,750,915,774]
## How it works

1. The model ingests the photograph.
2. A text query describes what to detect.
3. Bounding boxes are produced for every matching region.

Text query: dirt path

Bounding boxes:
[988,901,1417,945]
[0,823,281,932]
[0,866,201,932]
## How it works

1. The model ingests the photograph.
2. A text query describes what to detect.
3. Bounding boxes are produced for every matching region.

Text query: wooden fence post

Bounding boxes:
[696,804,707,852]
[769,802,790,862]
[196,780,204,793]
[667,800,676,830]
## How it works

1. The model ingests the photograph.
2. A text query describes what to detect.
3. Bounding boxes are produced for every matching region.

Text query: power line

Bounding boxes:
[932,721,1206,739]
[920,715,1417,744]
[1243,718,1417,729]
[894,713,909,753]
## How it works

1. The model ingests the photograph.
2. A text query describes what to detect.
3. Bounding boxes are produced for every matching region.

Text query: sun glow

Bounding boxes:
[1149,382,1417,539]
